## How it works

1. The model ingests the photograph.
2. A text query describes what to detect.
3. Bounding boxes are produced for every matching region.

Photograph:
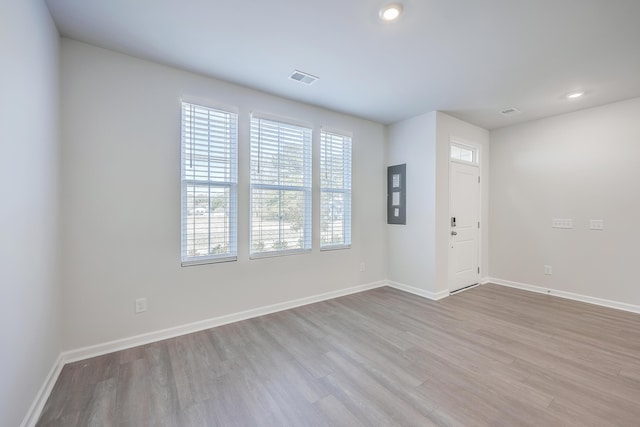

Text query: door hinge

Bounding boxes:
[478,221,480,228]
[478,176,480,183]
[478,267,480,274]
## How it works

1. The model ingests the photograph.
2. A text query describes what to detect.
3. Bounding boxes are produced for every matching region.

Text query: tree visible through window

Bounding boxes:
[181,102,238,265]
[250,117,312,256]
[320,131,352,248]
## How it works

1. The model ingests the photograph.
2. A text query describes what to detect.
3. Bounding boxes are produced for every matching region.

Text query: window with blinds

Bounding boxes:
[320,131,352,249]
[181,102,238,265]
[250,117,312,256]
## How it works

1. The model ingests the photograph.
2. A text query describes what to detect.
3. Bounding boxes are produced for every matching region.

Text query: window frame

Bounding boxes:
[450,141,478,165]
[320,130,352,250]
[249,116,313,258]
[180,101,238,266]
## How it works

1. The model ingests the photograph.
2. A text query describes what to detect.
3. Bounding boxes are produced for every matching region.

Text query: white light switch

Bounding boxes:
[552,219,573,229]
[590,219,604,230]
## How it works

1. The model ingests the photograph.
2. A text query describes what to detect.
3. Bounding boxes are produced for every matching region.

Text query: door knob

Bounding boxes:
[451,231,457,236]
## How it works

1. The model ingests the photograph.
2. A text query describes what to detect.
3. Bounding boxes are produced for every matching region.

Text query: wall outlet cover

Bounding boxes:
[552,218,573,229]
[135,298,147,313]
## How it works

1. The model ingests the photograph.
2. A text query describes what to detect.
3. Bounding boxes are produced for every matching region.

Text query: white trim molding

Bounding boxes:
[61,281,387,364]
[386,280,450,301]
[24,280,388,425]
[24,277,638,426]
[25,278,456,425]
[487,277,640,314]
[21,354,64,427]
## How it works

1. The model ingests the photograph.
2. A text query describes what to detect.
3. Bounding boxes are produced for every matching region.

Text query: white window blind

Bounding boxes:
[181,102,238,265]
[250,117,312,256]
[320,131,352,249]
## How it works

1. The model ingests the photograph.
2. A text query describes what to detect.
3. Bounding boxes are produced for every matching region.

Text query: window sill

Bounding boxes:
[320,245,351,251]
[181,255,237,267]
[250,248,311,260]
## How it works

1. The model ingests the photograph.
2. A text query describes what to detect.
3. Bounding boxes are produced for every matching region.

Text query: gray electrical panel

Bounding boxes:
[387,164,406,225]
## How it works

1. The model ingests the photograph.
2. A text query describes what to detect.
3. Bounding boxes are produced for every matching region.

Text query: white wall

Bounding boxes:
[386,111,489,296]
[60,39,387,351]
[490,97,640,306]
[0,1,61,426]
[387,112,438,292]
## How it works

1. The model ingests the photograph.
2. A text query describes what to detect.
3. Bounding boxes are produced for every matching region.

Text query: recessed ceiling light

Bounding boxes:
[566,91,585,99]
[379,3,403,21]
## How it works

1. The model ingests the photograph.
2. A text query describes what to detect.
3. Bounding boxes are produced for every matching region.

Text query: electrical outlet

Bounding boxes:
[135,298,147,314]
[552,219,573,229]
[590,219,604,230]
[359,262,366,272]
[544,265,553,275]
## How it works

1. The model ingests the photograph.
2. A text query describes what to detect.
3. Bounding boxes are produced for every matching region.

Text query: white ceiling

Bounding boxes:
[45,0,640,129]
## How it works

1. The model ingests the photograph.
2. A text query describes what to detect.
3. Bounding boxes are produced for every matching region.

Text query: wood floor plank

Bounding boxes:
[113,358,149,426]
[37,284,640,426]
[78,377,117,427]
[314,394,364,427]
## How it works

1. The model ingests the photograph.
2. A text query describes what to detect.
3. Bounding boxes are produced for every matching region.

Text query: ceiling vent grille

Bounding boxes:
[499,107,522,116]
[290,70,319,85]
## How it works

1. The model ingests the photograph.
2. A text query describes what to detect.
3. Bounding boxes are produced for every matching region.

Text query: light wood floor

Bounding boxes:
[38,284,640,426]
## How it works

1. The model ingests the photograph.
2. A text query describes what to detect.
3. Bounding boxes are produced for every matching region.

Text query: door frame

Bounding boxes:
[448,137,482,293]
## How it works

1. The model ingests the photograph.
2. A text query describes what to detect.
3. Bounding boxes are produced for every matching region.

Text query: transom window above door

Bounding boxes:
[450,143,477,164]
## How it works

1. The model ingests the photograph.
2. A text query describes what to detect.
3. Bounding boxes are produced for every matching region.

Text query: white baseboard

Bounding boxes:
[487,277,640,314]
[61,280,387,364]
[386,280,450,301]
[26,277,638,426]
[21,354,64,427]
[23,280,387,425]
[25,278,453,425]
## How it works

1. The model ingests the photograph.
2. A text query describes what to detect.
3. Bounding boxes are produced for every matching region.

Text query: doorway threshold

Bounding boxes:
[450,283,479,296]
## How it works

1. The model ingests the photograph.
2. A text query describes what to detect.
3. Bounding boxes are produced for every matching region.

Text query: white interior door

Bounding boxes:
[449,160,480,292]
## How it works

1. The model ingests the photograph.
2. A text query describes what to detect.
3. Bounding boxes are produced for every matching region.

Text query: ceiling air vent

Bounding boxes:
[499,107,522,116]
[290,70,319,85]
